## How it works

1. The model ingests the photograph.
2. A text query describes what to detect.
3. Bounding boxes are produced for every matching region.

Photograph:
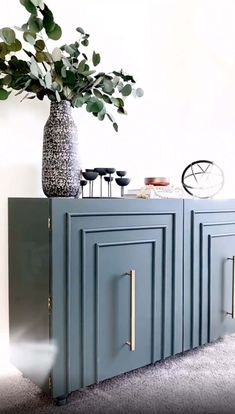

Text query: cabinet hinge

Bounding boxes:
[49,375,52,390]
[48,217,51,230]
[48,296,52,313]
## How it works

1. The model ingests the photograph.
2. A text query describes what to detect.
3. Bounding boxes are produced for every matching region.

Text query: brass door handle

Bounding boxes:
[227,256,235,319]
[125,269,136,351]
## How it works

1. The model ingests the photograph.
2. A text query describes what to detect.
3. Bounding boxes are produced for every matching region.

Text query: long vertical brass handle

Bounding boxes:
[125,270,136,351]
[227,257,235,319]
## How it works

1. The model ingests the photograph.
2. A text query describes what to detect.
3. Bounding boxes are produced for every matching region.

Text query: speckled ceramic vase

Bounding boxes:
[42,101,80,197]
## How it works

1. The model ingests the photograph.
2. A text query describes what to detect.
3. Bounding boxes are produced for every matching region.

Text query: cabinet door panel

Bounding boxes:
[82,227,163,386]
[98,242,153,381]
[184,200,235,351]
[210,234,235,341]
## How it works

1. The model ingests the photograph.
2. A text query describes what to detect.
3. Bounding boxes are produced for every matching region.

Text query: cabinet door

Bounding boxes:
[210,234,235,342]
[53,199,183,391]
[184,200,235,351]
[95,239,155,381]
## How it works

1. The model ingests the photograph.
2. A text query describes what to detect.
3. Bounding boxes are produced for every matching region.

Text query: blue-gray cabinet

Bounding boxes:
[8,198,183,401]
[183,200,235,351]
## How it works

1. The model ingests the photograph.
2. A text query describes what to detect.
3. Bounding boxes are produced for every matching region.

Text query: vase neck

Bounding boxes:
[50,100,72,116]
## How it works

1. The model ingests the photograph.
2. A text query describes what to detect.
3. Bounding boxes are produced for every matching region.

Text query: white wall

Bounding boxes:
[1,0,235,364]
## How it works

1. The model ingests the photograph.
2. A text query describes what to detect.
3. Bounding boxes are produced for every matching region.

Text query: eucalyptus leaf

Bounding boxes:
[38,0,44,9]
[35,39,45,51]
[55,90,61,102]
[81,39,89,47]
[39,78,46,87]
[41,4,55,32]
[30,0,44,8]
[78,59,86,73]
[82,70,96,76]
[76,27,85,34]
[92,76,103,88]
[121,83,132,97]
[7,39,22,52]
[61,66,67,78]
[98,107,106,121]
[102,94,112,104]
[30,0,41,6]
[0,43,8,58]
[117,107,127,114]
[66,70,76,87]
[2,74,12,85]
[73,96,84,107]
[28,16,43,33]
[86,97,103,113]
[23,32,36,45]
[0,60,7,71]
[51,81,62,92]
[102,79,113,93]
[0,87,10,99]
[93,89,102,99]
[62,57,70,68]
[36,51,47,62]
[47,24,62,41]
[112,76,119,87]
[113,122,118,132]
[136,87,144,97]
[52,47,62,62]
[20,0,37,14]
[30,56,40,78]
[45,71,52,89]
[63,44,75,55]
[0,28,16,45]
[92,51,100,67]
[111,97,124,107]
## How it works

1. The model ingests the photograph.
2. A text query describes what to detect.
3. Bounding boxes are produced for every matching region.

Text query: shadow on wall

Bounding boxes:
[0,165,43,365]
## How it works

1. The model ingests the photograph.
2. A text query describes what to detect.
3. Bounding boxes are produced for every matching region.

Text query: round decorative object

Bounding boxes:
[42,101,80,197]
[144,177,170,186]
[181,160,224,198]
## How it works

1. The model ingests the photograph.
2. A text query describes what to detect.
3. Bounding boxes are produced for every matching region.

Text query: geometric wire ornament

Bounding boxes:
[181,160,224,199]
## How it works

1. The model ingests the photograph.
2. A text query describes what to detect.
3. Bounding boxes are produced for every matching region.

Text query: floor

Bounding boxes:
[1,334,235,413]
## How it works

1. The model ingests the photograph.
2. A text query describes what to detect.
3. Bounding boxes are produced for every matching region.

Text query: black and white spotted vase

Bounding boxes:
[42,101,80,197]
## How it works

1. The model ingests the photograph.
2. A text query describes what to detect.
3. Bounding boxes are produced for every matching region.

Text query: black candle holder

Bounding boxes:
[115,177,131,197]
[104,176,114,197]
[80,179,87,198]
[116,170,127,177]
[105,168,116,197]
[82,171,98,197]
[94,168,107,197]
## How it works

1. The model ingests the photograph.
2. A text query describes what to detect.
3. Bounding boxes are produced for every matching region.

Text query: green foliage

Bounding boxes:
[0,0,143,130]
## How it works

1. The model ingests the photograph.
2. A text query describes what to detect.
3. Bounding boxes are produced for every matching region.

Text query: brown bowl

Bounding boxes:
[144,177,170,186]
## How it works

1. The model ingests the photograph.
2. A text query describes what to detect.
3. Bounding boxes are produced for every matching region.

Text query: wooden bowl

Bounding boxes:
[144,177,170,186]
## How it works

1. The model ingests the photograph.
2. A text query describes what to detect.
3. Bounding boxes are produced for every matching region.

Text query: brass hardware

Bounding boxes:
[48,375,52,390]
[227,257,235,319]
[125,269,136,351]
[48,217,51,230]
[48,296,52,313]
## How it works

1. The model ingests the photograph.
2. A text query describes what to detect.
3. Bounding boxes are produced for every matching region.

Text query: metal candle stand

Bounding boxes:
[80,168,131,198]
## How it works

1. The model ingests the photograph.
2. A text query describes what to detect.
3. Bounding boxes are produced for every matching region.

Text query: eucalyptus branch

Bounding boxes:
[0,0,143,129]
